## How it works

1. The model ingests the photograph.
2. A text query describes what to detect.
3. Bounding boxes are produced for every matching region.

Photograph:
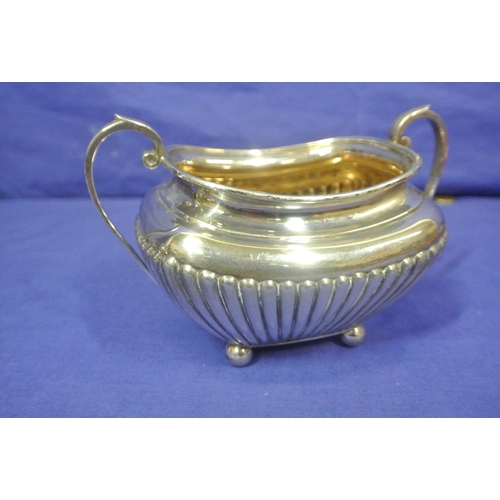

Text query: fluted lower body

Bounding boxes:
[142,233,447,347]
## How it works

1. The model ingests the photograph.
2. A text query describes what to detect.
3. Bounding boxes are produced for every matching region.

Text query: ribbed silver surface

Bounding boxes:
[142,233,447,347]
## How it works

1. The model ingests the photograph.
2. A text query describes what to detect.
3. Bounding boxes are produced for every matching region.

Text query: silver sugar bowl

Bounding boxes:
[85,105,448,366]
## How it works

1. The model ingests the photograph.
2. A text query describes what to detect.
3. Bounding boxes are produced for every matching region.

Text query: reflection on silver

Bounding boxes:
[138,229,447,347]
[85,105,449,365]
[225,343,253,367]
[340,325,366,347]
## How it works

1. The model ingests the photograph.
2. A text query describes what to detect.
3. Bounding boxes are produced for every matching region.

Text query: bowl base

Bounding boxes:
[225,324,365,366]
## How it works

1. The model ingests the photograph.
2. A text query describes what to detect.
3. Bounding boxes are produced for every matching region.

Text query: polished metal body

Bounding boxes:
[85,105,448,366]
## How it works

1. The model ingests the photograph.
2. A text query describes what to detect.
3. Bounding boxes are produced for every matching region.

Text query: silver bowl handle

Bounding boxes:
[84,115,165,279]
[389,105,448,198]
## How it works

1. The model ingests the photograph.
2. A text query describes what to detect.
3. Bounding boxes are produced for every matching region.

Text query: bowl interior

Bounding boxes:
[176,151,405,196]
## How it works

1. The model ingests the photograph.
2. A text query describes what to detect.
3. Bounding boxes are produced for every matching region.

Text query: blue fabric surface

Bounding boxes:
[1,82,500,198]
[1,82,499,418]
[1,197,499,417]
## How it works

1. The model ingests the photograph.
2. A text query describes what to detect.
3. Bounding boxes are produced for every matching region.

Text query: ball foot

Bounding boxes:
[340,325,366,347]
[225,343,253,367]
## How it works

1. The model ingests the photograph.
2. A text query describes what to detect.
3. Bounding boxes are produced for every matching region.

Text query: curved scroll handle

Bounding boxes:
[389,105,448,198]
[84,115,165,279]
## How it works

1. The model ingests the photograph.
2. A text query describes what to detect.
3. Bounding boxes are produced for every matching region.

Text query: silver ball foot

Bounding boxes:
[225,343,253,367]
[340,325,366,347]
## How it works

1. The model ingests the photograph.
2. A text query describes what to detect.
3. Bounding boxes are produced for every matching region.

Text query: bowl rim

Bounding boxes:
[161,136,422,208]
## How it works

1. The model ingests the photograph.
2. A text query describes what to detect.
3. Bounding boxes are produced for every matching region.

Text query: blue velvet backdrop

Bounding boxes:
[2,82,499,198]
[1,83,499,417]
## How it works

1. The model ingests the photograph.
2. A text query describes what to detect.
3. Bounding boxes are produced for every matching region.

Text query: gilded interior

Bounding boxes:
[178,153,404,195]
